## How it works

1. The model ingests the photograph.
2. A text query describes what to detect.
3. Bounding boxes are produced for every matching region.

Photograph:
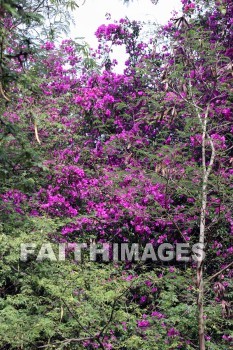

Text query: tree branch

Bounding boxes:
[208,261,233,282]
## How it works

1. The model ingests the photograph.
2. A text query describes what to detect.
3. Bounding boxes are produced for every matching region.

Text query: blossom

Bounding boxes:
[151,311,165,319]
[184,3,195,12]
[222,334,233,342]
[137,320,150,328]
[167,327,180,337]
[43,41,55,50]
[139,295,147,304]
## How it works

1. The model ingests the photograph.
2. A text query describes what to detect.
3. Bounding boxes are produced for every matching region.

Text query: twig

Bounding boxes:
[0,82,10,101]
[208,261,233,282]
[34,120,41,144]
[38,336,95,348]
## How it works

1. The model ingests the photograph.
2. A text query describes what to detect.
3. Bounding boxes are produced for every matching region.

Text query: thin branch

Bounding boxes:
[38,336,94,348]
[34,120,41,144]
[0,82,10,101]
[98,285,130,338]
[208,261,233,282]
[61,298,105,350]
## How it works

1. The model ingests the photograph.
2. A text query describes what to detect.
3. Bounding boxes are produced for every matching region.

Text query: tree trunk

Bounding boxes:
[197,180,207,350]
[195,104,215,350]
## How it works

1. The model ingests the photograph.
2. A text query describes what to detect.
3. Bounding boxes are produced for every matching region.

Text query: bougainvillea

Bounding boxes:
[0,0,232,349]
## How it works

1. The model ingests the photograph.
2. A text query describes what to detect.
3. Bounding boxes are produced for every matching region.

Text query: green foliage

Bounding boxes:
[0,1,232,349]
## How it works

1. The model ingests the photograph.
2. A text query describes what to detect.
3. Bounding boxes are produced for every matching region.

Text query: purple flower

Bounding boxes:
[167,327,180,337]
[139,295,147,304]
[222,334,233,342]
[151,311,165,319]
[137,320,150,328]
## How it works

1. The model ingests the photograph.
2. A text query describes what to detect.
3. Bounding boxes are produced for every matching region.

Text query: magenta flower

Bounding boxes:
[167,327,180,337]
[137,320,150,328]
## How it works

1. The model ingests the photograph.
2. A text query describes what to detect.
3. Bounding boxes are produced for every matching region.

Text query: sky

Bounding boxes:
[70,0,182,71]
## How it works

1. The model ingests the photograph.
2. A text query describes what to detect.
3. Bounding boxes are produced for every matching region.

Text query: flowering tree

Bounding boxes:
[0,0,232,349]
[0,0,79,99]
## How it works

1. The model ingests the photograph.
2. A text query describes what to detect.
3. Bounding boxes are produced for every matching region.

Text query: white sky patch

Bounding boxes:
[70,0,182,72]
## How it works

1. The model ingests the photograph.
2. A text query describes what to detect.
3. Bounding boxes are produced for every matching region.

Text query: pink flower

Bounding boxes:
[151,311,165,319]
[145,280,152,287]
[139,295,147,304]
[184,3,195,12]
[43,42,55,50]
[222,334,233,342]
[125,274,134,281]
[137,320,150,328]
[167,327,180,337]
